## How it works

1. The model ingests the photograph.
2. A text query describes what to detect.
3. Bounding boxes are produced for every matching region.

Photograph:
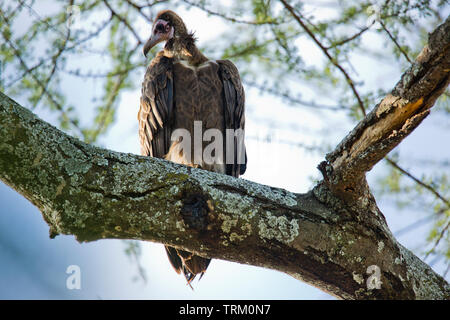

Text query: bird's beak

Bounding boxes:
[143,33,163,57]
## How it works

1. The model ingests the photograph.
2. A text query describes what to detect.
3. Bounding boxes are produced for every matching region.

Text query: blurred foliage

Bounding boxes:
[0,0,448,276]
[123,240,148,284]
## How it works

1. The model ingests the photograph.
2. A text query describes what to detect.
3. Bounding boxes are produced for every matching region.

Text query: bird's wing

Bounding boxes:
[138,52,174,158]
[164,246,182,274]
[217,59,247,177]
[140,53,193,278]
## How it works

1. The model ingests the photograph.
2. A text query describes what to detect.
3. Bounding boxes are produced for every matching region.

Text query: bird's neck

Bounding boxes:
[178,46,209,66]
[164,35,208,66]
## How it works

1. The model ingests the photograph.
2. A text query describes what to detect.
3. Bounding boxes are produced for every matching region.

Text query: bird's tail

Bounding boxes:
[165,245,211,288]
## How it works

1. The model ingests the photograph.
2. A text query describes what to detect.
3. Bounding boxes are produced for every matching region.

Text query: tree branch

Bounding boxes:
[0,90,449,299]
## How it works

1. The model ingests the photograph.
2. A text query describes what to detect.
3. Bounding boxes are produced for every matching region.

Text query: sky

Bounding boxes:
[0,0,449,299]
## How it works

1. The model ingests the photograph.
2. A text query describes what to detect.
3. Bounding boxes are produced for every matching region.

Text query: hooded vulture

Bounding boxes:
[138,10,247,286]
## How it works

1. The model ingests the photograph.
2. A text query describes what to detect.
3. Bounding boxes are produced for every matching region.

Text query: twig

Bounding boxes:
[32,0,74,109]
[385,157,450,208]
[85,42,140,144]
[246,135,326,153]
[444,262,450,278]
[180,0,281,25]
[245,80,346,111]
[102,0,143,44]
[280,0,367,116]
[325,23,373,49]
[393,214,435,237]
[63,63,144,79]
[124,0,152,22]
[379,21,412,63]
[0,10,83,137]
[5,16,113,88]
[424,219,450,260]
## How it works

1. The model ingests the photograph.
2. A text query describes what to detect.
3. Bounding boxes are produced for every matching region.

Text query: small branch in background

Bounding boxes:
[102,0,143,44]
[63,63,144,79]
[385,156,449,265]
[0,10,84,138]
[325,23,373,49]
[424,219,450,261]
[17,0,67,38]
[123,240,148,284]
[4,16,114,89]
[32,0,74,109]
[246,135,328,154]
[393,214,435,237]
[180,0,281,25]
[280,0,367,116]
[245,80,346,111]
[84,41,140,144]
[5,58,47,88]
[385,157,450,208]
[124,0,152,22]
[223,37,276,59]
[379,21,412,64]
[444,262,450,278]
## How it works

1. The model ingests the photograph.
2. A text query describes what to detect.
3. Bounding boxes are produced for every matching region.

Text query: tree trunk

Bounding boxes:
[0,16,449,300]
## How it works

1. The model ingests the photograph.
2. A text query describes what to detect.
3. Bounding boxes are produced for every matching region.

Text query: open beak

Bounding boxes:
[143,33,163,57]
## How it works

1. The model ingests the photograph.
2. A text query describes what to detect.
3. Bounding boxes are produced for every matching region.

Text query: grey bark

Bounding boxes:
[0,16,449,300]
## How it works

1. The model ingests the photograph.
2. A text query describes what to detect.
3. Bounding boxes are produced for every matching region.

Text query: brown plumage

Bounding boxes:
[138,10,246,286]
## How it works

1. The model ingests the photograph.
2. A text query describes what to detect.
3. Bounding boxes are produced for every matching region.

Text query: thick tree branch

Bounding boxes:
[0,91,449,299]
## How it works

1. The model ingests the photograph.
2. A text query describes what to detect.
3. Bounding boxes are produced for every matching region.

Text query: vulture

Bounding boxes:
[138,10,247,286]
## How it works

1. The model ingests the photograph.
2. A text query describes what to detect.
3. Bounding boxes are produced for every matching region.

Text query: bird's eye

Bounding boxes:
[155,23,165,32]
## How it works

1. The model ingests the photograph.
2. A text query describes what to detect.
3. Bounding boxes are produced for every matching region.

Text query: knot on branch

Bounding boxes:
[317,161,334,183]
[317,160,368,203]
[180,193,211,231]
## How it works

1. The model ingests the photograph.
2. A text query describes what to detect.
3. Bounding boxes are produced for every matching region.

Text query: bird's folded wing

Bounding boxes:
[138,52,174,158]
[217,59,247,177]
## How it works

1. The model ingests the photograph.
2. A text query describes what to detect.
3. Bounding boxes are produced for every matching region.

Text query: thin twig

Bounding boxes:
[246,135,327,153]
[180,0,281,25]
[393,214,435,237]
[379,20,412,63]
[444,262,450,278]
[102,0,143,44]
[85,41,140,144]
[280,0,367,116]
[5,16,114,88]
[17,0,66,37]
[424,219,450,260]
[32,0,74,109]
[123,0,152,21]
[325,23,373,49]
[63,63,144,79]
[245,80,346,111]
[0,10,83,137]
[385,157,450,208]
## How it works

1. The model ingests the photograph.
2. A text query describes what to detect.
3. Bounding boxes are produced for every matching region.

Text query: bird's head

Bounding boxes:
[143,10,188,57]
